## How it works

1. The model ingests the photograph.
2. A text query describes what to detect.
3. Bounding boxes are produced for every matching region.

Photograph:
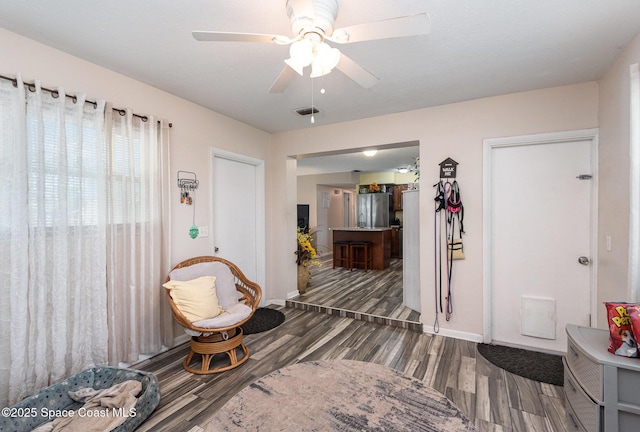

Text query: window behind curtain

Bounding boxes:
[26,102,104,227]
[25,108,149,227]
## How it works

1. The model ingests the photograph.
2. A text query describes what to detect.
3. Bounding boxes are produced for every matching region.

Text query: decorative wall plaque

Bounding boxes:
[439,157,458,178]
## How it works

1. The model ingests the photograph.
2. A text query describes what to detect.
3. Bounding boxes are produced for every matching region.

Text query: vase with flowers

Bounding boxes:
[295,227,321,294]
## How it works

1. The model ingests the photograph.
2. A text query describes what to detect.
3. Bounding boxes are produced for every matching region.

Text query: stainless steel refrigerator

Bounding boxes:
[357,193,390,228]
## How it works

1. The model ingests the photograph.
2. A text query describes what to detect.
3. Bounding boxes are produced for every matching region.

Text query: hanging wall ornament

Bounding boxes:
[189,224,199,239]
[177,170,200,239]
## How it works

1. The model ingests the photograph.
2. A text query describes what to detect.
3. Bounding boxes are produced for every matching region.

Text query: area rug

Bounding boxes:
[205,360,477,432]
[240,307,285,335]
[477,343,564,386]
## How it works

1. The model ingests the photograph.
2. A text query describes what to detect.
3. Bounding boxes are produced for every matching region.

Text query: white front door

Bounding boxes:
[484,130,597,353]
[211,149,265,291]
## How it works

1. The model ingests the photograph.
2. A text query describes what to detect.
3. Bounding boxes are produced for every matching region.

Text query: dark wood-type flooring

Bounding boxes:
[134,305,567,432]
[288,256,421,328]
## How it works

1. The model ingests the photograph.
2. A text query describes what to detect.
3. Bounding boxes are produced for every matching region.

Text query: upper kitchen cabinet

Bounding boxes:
[393,184,409,211]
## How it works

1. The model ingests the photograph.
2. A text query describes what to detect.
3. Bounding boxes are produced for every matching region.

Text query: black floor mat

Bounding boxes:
[241,308,286,335]
[477,343,564,386]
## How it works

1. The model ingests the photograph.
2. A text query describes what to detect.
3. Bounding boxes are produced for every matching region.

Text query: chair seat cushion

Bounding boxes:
[186,303,253,335]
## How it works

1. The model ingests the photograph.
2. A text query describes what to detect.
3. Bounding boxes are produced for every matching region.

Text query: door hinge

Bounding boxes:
[576,174,592,180]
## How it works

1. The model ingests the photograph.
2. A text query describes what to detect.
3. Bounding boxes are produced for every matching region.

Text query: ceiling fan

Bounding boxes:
[192,0,430,93]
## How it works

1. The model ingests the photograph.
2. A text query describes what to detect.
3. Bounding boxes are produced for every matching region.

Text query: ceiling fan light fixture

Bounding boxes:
[194,1,431,93]
[310,42,341,78]
[286,38,314,75]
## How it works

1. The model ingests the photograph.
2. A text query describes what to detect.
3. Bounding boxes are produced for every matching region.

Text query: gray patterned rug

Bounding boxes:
[205,360,477,432]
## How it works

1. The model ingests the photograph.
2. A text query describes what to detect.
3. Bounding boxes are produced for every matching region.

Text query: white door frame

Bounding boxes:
[210,148,266,296]
[482,129,599,344]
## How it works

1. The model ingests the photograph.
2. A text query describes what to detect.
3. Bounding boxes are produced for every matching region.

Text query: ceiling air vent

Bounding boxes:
[293,106,320,117]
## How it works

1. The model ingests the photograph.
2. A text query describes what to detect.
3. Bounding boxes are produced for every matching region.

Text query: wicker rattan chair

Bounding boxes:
[165,256,262,374]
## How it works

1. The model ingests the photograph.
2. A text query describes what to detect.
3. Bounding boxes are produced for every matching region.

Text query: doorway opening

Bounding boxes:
[290,141,421,328]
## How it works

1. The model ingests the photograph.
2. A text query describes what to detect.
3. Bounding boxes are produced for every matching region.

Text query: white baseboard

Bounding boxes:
[266,299,286,307]
[173,334,190,346]
[422,325,484,343]
[119,345,173,368]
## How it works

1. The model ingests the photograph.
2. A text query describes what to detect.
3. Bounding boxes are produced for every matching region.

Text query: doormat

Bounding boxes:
[241,308,286,335]
[477,343,564,386]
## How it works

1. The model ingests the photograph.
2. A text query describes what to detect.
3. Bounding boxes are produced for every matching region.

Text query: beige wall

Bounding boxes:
[597,32,640,327]
[297,171,359,229]
[274,82,599,338]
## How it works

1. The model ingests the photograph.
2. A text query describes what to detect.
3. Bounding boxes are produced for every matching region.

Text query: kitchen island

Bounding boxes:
[332,227,392,270]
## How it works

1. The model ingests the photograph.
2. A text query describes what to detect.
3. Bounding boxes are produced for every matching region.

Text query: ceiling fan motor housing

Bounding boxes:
[286,0,339,38]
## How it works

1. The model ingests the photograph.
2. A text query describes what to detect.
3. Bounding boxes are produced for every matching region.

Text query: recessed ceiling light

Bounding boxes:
[398,167,409,174]
[363,150,377,157]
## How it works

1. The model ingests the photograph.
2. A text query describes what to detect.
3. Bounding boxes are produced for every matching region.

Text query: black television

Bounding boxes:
[297,204,309,233]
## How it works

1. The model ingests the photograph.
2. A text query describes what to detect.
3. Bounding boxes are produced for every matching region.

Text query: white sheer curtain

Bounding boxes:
[0,75,170,407]
[630,63,640,302]
[104,106,169,364]
[0,76,108,407]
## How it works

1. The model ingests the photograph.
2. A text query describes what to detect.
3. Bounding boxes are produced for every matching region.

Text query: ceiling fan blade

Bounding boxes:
[193,31,285,44]
[336,54,379,89]
[269,66,297,93]
[330,13,431,44]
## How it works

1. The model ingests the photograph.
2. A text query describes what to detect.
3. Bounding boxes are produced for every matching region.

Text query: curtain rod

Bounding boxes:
[0,73,172,127]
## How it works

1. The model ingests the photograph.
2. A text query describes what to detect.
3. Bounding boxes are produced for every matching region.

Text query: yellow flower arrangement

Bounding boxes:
[296,227,322,267]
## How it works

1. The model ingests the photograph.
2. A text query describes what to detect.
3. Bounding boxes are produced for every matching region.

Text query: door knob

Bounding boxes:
[214,246,219,252]
[578,256,590,265]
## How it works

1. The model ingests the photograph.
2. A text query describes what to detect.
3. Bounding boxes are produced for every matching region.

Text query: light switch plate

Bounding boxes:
[199,226,209,238]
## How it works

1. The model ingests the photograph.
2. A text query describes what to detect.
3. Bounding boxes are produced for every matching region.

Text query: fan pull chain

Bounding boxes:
[311,77,315,124]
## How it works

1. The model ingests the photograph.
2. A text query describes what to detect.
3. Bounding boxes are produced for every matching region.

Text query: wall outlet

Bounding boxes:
[199,226,209,238]
[605,235,612,252]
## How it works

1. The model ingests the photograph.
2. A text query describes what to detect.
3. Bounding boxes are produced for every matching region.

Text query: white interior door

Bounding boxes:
[211,150,265,289]
[485,131,597,353]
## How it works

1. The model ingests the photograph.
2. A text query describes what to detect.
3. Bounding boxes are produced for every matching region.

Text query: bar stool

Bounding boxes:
[350,241,372,272]
[333,240,351,269]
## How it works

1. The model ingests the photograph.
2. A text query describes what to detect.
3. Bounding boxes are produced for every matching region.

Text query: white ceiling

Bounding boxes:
[1,1,639,139]
[2,1,640,175]
[296,141,419,175]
